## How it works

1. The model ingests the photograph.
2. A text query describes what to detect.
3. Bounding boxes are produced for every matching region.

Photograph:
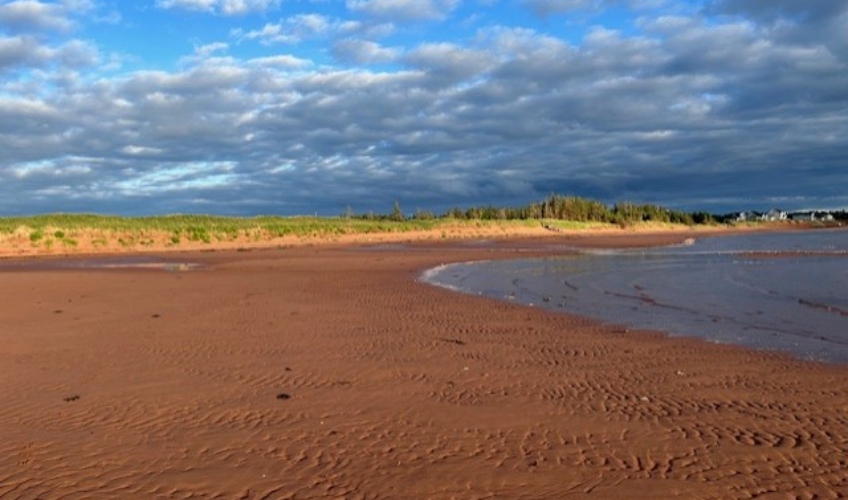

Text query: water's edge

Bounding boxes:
[420,230,848,365]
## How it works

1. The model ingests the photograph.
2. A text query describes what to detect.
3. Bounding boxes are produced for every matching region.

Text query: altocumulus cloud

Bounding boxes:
[0,0,846,216]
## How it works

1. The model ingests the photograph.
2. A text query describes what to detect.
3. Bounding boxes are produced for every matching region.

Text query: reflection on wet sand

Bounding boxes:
[0,256,201,271]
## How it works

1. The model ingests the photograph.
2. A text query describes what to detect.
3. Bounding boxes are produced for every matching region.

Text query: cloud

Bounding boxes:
[156,0,280,15]
[234,14,364,45]
[332,39,400,64]
[247,54,313,69]
[0,35,41,69]
[706,0,846,24]
[0,0,90,33]
[706,0,848,62]
[522,0,669,16]
[194,42,229,58]
[346,0,459,22]
[1,3,847,215]
[523,0,591,16]
[0,35,98,72]
[402,42,495,87]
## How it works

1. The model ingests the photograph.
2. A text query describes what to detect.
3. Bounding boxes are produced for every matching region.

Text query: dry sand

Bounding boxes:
[1,231,847,499]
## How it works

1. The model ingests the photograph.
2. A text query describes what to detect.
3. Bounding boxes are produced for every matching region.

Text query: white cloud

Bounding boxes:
[236,14,344,44]
[0,0,86,32]
[523,0,679,16]
[0,35,98,72]
[346,0,460,22]
[2,4,847,215]
[0,35,43,69]
[332,39,400,64]
[194,42,229,57]
[247,54,313,69]
[156,0,280,15]
[121,145,164,156]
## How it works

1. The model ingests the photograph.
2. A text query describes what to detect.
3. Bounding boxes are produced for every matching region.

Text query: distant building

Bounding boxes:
[735,210,761,222]
[734,209,835,224]
[790,212,815,222]
[763,209,787,221]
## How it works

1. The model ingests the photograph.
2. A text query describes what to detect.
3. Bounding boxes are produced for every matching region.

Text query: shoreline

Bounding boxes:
[420,229,848,367]
[2,231,846,498]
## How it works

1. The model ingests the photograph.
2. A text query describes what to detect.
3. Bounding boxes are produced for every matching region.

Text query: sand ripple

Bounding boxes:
[1,242,847,498]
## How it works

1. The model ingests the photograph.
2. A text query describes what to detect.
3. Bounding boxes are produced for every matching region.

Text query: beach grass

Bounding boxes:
[0,214,613,234]
[0,214,594,252]
[0,213,545,236]
[0,213,723,257]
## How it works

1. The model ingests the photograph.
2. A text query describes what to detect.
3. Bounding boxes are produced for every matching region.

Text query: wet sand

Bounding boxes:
[1,233,847,499]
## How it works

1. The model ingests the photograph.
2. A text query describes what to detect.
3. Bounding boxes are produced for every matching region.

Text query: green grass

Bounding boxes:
[537,219,612,230]
[0,214,647,251]
[0,214,518,243]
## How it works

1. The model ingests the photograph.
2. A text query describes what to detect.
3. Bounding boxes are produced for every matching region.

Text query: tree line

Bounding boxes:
[345,194,717,226]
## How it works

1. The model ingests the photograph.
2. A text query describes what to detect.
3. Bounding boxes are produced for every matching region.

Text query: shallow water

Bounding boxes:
[422,229,848,365]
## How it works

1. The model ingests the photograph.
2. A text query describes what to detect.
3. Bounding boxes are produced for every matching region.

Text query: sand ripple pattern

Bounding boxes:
[1,246,847,499]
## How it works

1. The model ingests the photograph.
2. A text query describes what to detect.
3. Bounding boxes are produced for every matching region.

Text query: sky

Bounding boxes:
[0,0,846,216]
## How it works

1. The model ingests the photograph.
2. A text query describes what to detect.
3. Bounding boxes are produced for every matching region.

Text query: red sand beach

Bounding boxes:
[1,231,847,499]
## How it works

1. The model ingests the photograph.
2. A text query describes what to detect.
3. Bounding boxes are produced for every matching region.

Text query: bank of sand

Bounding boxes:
[1,231,846,499]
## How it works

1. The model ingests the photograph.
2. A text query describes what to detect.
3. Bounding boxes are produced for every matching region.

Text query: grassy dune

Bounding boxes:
[1,214,620,256]
[0,214,440,244]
